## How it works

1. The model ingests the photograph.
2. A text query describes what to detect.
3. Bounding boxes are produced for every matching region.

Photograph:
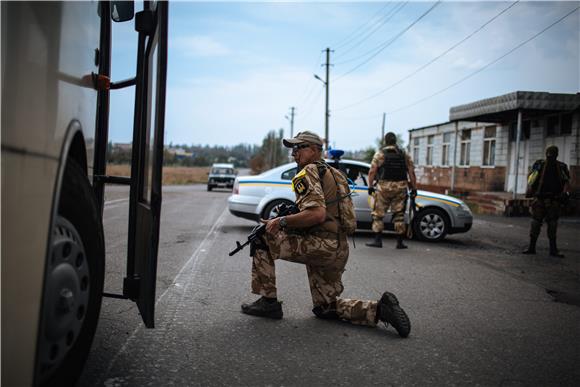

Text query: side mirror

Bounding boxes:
[111,1,134,22]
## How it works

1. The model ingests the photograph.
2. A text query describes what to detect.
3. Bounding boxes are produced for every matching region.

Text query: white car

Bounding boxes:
[228,159,473,242]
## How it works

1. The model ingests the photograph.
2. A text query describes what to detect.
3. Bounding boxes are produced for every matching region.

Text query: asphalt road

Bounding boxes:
[78,184,580,386]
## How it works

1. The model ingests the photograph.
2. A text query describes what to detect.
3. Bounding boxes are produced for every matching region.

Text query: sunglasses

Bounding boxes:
[292,143,311,152]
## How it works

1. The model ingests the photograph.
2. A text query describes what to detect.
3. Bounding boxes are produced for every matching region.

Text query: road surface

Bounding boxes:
[78,184,580,386]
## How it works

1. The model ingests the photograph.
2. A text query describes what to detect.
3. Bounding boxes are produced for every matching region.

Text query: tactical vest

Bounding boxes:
[378,147,407,181]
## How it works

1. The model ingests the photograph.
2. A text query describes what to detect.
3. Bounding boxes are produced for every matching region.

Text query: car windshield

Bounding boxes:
[212,168,234,175]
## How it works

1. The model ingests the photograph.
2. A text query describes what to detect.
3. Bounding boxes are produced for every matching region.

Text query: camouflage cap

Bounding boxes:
[282,130,324,148]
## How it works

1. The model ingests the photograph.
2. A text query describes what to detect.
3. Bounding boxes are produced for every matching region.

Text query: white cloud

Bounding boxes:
[172,36,231,57]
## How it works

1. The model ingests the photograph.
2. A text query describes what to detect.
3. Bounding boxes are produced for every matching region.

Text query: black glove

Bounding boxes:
[368,186,375,196]
[410,189,417,199]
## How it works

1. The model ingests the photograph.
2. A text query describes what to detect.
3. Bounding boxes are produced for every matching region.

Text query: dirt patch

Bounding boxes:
[106,164,210,185]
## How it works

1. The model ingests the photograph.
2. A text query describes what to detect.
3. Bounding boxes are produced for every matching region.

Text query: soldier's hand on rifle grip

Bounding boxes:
[410,189,417,199]
[368,186,375,196]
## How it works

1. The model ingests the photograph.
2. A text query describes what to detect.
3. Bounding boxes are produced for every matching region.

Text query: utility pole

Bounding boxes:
[286,107,295,138]
[381,112,386,145]
[314,48,332,151]
[324,47,331,151]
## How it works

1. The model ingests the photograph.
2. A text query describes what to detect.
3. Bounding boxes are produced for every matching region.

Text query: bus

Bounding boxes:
[1,1,168,385]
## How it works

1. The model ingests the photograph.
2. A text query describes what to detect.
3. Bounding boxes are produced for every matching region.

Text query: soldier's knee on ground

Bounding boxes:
[312,302,339,320]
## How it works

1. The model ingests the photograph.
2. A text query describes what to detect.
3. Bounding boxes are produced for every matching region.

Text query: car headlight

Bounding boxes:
[459,201,471,212]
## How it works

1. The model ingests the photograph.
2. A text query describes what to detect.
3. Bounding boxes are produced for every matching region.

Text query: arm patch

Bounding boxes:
[292,169,309,195]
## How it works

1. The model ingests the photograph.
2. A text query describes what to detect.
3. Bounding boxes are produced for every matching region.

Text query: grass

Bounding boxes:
[106,164,210,185]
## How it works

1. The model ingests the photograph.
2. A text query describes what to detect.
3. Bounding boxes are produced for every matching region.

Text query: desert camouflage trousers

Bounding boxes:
[371,180,408,234]
[252,231,378,326]
[529,197,561,239]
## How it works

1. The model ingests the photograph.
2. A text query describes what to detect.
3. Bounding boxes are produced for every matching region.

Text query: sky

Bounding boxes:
[108,1,580,151]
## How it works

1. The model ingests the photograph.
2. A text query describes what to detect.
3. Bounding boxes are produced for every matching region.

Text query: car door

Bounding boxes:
[336,162,371,223]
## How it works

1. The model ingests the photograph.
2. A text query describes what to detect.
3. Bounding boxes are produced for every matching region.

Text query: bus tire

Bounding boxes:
[38,158,105,387]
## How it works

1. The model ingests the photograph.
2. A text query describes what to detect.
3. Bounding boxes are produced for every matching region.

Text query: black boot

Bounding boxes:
[366,233,383,248]
[241,297,283,319]
[396,235,408,249]
[376,291,411,338]
[522,236,537,255]
[549,238,564,258]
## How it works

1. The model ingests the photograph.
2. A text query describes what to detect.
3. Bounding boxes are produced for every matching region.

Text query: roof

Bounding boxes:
[449,91,580,123]
[408,121,453,133]
[212,163,234,168]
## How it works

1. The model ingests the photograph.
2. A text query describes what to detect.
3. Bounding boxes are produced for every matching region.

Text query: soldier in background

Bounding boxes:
[241,131,411,337]
[523,145,571,257]
[366,132,417,249]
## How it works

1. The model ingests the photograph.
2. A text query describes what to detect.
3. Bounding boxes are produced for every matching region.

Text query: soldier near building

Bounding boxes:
[523,145,571,257]
[241,131,411,337]
[366,132,417,249]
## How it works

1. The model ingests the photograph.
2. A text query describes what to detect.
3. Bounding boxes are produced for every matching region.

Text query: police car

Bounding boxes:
[227,153,472,242]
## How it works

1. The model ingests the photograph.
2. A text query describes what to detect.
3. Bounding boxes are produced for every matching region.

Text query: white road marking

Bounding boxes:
[104,198,129,207]
[104,206,230,375]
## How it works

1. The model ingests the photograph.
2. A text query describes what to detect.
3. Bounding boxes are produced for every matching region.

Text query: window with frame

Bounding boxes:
[560,113,572,135]
[441,132,451,166]
[459,129,471,166]
[281,168,297,180]
[412,137,420,164]
[509,120,531,141]
[546,116,558,136]
[339,163,369,186]
[426,135,434,165]
[483,126,496,166]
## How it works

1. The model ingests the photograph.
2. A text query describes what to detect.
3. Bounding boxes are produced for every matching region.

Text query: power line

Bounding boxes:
[386,5,580,115]
[297,50,324,108]
[334,2,408,62]
[332,2,393,50]
[333,1,441,83]
[335,0,521,112]
[300,86,324,121]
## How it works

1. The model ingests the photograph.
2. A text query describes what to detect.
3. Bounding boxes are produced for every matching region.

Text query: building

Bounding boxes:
[408,91,580,214]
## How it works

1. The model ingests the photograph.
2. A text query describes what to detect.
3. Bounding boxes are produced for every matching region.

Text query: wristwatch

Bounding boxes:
[279,216,287,230]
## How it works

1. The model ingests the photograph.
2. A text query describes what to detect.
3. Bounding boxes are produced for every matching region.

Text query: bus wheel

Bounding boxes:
[38,159,105,386]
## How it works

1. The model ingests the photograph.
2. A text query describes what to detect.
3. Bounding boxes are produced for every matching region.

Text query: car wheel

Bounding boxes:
[38,159,105,386]
[262,199,294,220]
[207,185,212,191]
[413,207,449,242]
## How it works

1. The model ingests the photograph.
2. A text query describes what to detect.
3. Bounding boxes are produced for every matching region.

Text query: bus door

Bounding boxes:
[93,1,168,328]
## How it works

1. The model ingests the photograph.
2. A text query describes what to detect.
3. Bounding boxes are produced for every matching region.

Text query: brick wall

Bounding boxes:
[416,166,507,192]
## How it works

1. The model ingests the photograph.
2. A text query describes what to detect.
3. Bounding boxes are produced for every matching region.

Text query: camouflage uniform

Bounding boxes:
[370,147,414,235]
[527,158,570,241]
[251,161,378,326]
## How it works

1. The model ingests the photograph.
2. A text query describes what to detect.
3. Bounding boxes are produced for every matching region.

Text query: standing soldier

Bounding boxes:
[241,131,411,338]
[523,145,571,257]
[366,132,417,249]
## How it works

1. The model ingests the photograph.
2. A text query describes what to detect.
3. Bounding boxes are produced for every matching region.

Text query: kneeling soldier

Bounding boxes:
[241,131,411,337]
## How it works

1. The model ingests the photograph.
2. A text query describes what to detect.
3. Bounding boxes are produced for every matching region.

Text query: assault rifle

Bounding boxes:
[229,203,299,256]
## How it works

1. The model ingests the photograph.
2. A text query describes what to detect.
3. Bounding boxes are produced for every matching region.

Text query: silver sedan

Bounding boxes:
[227,159,473,242]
